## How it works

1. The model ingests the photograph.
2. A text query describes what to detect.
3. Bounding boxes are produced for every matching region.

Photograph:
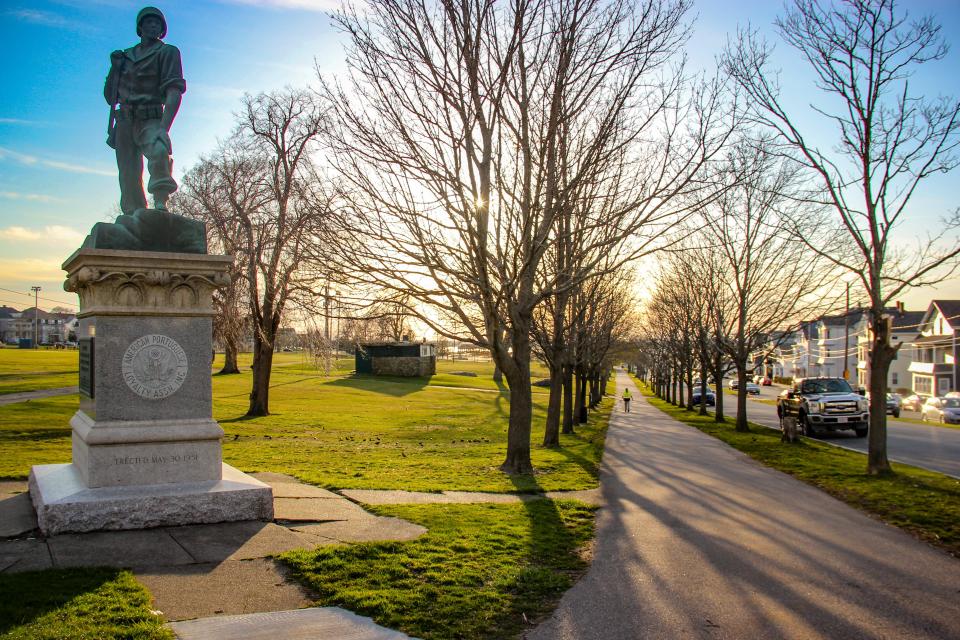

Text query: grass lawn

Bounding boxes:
[0,568,171,640]
[0,357,605,492]
[281,500,596,640]
[0,350,78,395]
[1,355,607,639]
[636,381,960,557]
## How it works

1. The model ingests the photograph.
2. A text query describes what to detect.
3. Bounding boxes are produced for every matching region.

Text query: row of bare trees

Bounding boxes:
[636,0,960,476]
[175,0,960,479]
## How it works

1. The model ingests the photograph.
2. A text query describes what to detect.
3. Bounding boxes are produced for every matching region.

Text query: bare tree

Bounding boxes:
[705,139,835,432]
[175,142,267,375]
[323,0,731,474]
[238,89,330,416]
[725,0,960,473]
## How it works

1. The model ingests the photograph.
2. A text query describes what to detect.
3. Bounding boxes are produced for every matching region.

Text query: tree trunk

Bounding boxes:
[493,363,503,385]
[867,312,896,475]
[219,337,241,375]
[577,372,588,423]
[685,364,694,411]
[699,358,709,416]
[500,330,534,475]
[543,363,563,447]
[735,365,749,432]
[247,336,274,417]
[713,355,725,422]
[562,364,574,434]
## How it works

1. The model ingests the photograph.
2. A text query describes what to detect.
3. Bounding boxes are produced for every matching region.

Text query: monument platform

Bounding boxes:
[27,247,273,535]
[29,463,273,536]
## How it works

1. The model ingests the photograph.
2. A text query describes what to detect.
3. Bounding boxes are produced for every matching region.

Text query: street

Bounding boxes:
[700,382,960,478]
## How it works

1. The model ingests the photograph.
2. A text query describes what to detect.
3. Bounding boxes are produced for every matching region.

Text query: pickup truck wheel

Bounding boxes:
[801,415,817,438]
[854,427,868,438]
[893,409,900,418]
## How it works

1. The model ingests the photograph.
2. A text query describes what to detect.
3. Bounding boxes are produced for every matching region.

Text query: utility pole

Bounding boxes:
[324,283,330,341]
[31,286,41,348]
[843,283,850,380]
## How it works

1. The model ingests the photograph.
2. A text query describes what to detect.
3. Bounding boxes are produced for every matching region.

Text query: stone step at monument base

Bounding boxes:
[29,463,273,536]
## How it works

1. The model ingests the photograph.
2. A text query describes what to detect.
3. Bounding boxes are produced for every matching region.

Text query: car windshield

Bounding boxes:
[800,379,853,394]
[943,398,960,408]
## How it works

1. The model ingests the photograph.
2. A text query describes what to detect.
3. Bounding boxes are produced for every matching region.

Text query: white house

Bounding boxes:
[856,308,923,393]
[908,300,960,397]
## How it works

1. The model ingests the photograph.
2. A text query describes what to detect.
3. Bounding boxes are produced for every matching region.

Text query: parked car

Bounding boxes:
[728,379,739,390]
[921,397,960,424]
[901,394,930,412]
[886,393,902,418]
[692,389,716,406]
[753,374,772,386]
[946,391,960,399]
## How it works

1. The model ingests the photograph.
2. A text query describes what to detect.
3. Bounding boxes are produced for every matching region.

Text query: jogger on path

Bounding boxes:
[622,387,632,413]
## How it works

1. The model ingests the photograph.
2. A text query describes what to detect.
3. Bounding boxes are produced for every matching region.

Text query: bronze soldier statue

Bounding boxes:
[104,7,186,214]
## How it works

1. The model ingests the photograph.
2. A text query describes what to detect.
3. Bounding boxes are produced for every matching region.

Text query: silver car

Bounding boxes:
[921,397,960,425]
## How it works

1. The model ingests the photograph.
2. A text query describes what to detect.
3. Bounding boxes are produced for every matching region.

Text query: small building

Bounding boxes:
[356,341,436,377]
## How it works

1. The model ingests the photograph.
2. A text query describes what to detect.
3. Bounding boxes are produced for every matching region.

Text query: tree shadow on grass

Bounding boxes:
[0,567,125,635]
[325,374,430,397]
[506,474,596,632]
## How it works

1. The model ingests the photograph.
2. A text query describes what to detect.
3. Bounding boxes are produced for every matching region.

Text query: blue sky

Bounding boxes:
[1,0,959,314]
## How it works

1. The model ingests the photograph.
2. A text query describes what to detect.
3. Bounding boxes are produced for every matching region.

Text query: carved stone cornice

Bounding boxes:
[63,249,233,318]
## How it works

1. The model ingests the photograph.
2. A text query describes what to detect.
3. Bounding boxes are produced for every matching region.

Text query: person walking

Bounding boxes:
[622,387,632,413]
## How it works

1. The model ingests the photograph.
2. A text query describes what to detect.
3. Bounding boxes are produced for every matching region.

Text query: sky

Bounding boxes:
[1,0,959,316]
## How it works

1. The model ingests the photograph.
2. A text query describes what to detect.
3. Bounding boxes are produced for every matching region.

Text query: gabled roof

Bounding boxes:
[890,310,924,332]
[933,300,960,329]
[917,300,960,335]
[0,306,18,315]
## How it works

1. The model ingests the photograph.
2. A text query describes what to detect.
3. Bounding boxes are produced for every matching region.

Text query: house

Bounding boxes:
[0,307,18,343]
[856,308,924,393]
[12,308,76,344]
[356,341,436,377]
[908,300,960,397]
[814,310,866,379]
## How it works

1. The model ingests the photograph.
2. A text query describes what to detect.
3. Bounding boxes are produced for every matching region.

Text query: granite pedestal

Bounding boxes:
[29,249,273,535]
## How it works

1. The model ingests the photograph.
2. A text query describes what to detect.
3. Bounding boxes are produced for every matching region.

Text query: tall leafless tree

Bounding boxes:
[725,0,960,473]
[323,0,732,474]
[237,89,330,416]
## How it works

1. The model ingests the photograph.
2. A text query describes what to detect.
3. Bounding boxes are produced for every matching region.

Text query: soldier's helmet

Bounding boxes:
[136,6,167,39]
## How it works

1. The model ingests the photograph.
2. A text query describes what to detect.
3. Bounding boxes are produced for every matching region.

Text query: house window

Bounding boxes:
[915,376,933,395]
[891,372,898,385]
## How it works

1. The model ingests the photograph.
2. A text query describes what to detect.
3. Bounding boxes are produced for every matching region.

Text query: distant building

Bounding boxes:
[12,308,76,344]
[908,300,960,397]
[856,308,923,393]
[356,341,436,377]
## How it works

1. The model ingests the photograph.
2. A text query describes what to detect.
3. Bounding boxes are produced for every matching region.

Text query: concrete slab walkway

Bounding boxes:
[0,473,423,639]
[526,370,960,640]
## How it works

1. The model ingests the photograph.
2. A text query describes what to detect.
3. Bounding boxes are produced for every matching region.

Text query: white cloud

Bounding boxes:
[0,147,114,177]
[0,225,85,244]
[0,118,42,126]
[218,0,341,12]
[9,9,70,28]
[0,192,64,203]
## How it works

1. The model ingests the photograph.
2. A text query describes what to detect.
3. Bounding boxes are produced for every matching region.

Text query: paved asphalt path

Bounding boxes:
[527,370,960,640]
[708,385,960,478]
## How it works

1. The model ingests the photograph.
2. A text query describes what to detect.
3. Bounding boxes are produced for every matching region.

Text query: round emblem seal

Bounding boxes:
[121,334,188,399]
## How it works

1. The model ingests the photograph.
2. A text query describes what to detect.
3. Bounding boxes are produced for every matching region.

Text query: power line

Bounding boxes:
[0,286,77,309]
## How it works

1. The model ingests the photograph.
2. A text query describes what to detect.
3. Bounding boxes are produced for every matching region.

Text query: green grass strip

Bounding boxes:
[0,568,172,640]
[281,501,596,640]
[636,381,960,558]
